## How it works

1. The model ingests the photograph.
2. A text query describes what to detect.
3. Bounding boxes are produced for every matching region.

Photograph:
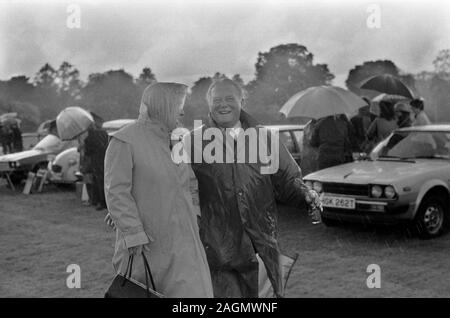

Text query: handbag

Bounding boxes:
[105,252,164,298]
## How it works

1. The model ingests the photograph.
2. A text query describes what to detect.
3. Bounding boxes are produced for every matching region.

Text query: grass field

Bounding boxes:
[1,180,450,297]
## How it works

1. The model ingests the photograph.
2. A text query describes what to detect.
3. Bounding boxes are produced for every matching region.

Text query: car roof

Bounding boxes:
[261,124,305,131]
[397,124,450,132]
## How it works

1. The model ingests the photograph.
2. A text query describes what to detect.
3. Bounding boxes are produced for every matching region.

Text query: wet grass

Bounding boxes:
[1,180,449,297]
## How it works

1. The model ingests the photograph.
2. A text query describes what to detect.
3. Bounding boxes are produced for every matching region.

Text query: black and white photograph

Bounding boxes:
[1,0,450,302]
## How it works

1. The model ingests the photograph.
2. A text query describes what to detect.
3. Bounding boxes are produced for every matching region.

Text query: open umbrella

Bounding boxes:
[360,74,414,99]
[0,113,21,126]
[56,106,94,140]
[279,86,366,119]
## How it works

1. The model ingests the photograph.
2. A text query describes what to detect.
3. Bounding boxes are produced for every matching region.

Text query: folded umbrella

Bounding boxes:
[279,86,366,119]
[56,106,94,140]
[360,74,414,99]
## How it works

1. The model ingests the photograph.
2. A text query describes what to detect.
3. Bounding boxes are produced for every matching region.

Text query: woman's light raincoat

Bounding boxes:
[104,110,213,298]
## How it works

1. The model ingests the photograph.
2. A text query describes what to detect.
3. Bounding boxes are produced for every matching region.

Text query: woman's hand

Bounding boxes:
[128,244,150,256]
[104,213,116,230]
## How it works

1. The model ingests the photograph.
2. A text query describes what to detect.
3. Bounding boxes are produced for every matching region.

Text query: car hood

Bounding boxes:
[304,159,449,184]
[0,149,46,162]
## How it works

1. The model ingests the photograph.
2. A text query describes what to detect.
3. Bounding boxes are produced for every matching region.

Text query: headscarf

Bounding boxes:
[138,82,188,131]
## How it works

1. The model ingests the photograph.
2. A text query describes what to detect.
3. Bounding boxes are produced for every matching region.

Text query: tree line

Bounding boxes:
[1,44,450,131]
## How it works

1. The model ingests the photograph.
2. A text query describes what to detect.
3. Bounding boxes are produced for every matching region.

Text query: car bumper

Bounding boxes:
[321,197,416,224]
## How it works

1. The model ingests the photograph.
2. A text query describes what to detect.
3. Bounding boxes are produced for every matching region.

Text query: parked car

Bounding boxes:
[304,124,450,238]
[47,119,135,184]
[0,134,77,185]
[47,147,80,184]
[262,124,305,165]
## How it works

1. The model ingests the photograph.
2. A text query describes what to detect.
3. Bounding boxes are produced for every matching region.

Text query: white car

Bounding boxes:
[47,119,135,183]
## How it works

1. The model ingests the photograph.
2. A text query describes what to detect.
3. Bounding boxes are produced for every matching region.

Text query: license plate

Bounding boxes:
[322,195,356,210]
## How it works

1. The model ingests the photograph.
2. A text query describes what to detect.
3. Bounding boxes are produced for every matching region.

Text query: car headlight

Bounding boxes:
[304,180,313,189]
[9,161,19,168]
[384,185,396,199]
[371,185,383,198]
[313,181,323,193]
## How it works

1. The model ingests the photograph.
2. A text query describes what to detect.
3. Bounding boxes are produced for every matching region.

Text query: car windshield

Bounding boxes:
[378,131,450,160]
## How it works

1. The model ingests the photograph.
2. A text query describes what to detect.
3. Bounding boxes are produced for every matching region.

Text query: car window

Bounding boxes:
[381,131,450,159]
[292,130,304,153]
[280,131,297,153]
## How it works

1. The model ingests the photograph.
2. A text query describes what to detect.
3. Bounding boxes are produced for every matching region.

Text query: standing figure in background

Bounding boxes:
[394,102,413,128]
[310,114,356,170]
[79,121,109,210]
[0,124,13,154]
[10,123,23,153]
[350,105,373,152]
[0,124,8,154]
[366,100,397,146]
[300,119,318,175]
[386,102,413,150]
[410,98,431,126]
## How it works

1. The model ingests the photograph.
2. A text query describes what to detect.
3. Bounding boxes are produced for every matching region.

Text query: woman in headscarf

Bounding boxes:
[104,82,213,298]
[366,100,397,144]
[410,98,431,126]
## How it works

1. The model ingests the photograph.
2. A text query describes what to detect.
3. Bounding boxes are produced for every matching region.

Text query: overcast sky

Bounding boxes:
[1,0,449,87]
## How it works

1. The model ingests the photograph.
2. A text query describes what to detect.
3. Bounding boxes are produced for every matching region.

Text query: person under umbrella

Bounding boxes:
[385,102,413,151]
[0,123,11,154]
[350,104,373,152]
[56,106,108,210]
[78,118,108,211]
[310,114,358,170]
[360,74,414,99]
[10,122,23,153]
[394,102,413,128]
[366,100,397,146]
[301,119,319,175]
[410,98,431,126]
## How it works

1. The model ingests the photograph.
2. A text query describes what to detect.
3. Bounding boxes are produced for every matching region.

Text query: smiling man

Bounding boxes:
[185,78,321,298]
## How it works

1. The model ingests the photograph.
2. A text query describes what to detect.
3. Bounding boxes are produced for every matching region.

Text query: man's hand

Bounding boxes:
[305,189,323,224]
[104,213,116,230]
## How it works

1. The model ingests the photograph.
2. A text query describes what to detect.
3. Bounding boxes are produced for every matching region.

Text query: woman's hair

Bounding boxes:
[410,98,424,111]
[140,82,188,130]
[379,100,395,120]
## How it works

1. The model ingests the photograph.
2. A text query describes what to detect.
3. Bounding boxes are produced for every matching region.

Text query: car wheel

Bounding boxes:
[414,194,447,239]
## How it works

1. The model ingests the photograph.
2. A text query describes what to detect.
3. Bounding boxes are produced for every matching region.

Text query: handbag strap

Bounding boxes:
[141,252,157,291]
[121,254,134,287]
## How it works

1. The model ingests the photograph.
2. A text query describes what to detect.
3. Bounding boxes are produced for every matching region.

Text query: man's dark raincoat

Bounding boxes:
[310,115,357,170]
[184,111,311,298]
